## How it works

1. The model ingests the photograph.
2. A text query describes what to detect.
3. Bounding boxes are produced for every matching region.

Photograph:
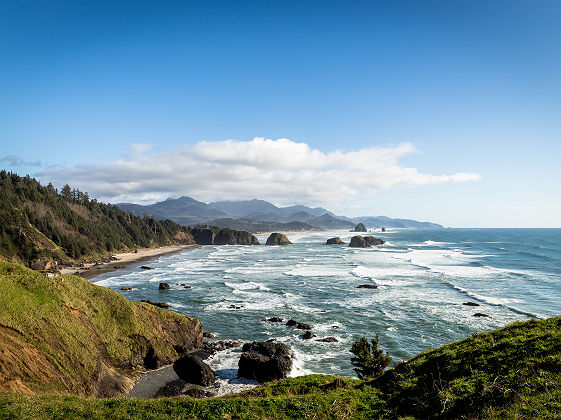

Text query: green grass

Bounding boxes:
[1,261,560,418]
[0,262,201,395]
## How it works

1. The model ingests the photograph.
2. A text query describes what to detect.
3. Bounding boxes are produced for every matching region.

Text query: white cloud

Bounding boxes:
[38,137,482,207]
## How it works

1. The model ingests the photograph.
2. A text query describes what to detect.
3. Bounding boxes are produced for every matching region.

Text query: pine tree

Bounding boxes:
[60,184,72,201]
[350,334,392,379]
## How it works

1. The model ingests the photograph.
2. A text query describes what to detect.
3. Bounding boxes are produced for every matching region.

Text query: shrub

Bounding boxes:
[350,334,392,379]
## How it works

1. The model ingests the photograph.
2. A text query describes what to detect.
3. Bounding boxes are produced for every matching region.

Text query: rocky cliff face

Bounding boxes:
[189,227,259,245]
[0,263,202,397]
[214,229,260,245]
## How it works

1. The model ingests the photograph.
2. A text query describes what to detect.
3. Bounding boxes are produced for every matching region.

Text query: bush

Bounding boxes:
[350,334,392,379]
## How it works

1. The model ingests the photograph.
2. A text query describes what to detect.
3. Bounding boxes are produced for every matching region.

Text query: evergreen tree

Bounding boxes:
[350,334,392,379]
[60,184,72,201]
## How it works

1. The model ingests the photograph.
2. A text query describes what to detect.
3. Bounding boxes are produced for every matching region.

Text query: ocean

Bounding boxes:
[94,228,561,394]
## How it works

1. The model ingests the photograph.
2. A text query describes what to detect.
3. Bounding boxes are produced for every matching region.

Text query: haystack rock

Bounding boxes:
[353,223,367,232]
[266,233,292,245]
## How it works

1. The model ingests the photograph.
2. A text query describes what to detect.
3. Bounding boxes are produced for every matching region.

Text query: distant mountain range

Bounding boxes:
[116,197,444,233]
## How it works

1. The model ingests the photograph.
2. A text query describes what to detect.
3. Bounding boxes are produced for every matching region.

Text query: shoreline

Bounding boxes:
[60,245,197,279]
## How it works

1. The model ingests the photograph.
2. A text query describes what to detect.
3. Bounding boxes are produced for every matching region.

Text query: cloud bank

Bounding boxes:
[38,138,481,207]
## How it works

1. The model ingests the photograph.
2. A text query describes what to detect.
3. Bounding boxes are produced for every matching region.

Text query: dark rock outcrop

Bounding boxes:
[357,284,378,289]
[189,226,259,245]
[140,265,154,270]
[353,223,367,232]
[302,331,316,340]
[463,302,480,307]
[140,300,171,309]
[286,319,313,330]
[267,317,284,323]
[348,235,385,248]
[173,354,216,386]
[190,340,243,360]
[473,313,491,318]
[183,384,215,398]
[190,228,215,245]
[159,283,171,290]
[238,341,292,382]
[266,233,292,245]
[326,237,345,245]
[214,229,260,245]
[317,337,338,343]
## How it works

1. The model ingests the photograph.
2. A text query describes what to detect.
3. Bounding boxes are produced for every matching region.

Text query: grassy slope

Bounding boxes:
[0,263,202,396]
[0,304,559,419]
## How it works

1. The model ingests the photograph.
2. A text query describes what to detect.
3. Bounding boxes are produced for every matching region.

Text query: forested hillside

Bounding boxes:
[0,171,194,266]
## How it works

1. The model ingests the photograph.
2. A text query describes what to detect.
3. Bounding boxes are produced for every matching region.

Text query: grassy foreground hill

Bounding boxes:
[0,262,202,397]
[0,262,559,418]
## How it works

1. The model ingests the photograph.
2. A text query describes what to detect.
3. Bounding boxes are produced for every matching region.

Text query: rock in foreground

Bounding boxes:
[348,235,385,248]
[238,341,292,382]
[266,233,292,245]
[326,237,345,245]
[173,354,216,386]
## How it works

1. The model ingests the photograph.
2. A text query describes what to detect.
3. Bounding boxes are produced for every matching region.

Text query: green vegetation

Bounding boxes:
[0,264,559,420]
[0,170,194,265]
[0,262,201,396]
[350,335,392,379]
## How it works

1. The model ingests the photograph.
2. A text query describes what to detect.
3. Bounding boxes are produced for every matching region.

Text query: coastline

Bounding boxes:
[60,245,197,279]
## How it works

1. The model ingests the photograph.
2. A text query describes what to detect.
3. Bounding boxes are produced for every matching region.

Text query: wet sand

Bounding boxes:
[60,245,197,279]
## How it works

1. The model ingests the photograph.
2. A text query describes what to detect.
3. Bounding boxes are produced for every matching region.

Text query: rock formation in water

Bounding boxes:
[173,354,216,386]
[353,223,367,232]
[326,237,345,245]
[266,233,292,245]
[214,228,260,245]
[238,341,292,382]
[189,227,259,245]
[348,235,385,248]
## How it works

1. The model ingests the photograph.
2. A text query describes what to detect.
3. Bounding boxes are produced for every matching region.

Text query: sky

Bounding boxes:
[0,0,559,227]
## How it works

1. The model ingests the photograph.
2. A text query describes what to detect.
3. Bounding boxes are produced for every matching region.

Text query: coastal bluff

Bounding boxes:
[0,262,202,397]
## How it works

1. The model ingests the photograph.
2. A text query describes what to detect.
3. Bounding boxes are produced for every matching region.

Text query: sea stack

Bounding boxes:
[349,235,385,248]
[326,237,345,245]
[266,233,292,245]
[353,223,367,232]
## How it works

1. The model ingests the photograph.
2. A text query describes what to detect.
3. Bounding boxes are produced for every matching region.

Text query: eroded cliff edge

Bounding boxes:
[0,262,202,397]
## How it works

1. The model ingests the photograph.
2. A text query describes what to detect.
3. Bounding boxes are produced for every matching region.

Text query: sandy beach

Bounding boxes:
[60,245,197,278]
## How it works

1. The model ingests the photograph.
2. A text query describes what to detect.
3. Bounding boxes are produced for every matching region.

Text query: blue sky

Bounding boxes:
[1,0,559,227]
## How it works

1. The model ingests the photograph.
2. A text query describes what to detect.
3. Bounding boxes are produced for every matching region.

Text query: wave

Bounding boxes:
[443,281,540,318]
[224,281,270,291]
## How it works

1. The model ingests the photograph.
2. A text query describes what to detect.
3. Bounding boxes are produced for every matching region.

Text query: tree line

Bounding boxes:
[0,170,193,264]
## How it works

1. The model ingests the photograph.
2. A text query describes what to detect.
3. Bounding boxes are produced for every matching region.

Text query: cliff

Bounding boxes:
[0,262,202,397]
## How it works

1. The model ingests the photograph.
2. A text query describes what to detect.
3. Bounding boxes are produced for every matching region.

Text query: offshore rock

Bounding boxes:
[326,237,345,245]
[214,228,260,245]
[349,235,385,248]
[173,354,216,386]
[266,233,292,245]
[353,223,367,232]
[238,341,292,382]
[286,319,313,330]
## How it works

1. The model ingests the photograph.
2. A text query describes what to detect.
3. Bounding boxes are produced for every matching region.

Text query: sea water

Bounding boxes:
[94,228,561,394]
